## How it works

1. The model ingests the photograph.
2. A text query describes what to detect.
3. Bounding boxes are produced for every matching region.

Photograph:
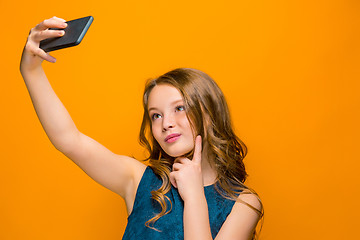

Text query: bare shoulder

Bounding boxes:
[215,192,263,240]
[117,154,147,189]
[114,154,147,173]
[237,191,263,213]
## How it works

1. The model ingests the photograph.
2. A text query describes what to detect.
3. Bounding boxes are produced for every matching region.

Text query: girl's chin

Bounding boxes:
[160,143,194,158]
[164,149,193,158]
[166,152,185,158]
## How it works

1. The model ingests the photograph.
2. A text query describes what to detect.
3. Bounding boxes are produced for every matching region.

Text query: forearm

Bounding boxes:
[183,193,213,240]
[21,66,79,152]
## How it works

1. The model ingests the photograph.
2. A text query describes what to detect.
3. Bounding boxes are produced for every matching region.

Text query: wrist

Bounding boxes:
[20,51,45,76]
[183,188,206,205]
[20,63,44,79]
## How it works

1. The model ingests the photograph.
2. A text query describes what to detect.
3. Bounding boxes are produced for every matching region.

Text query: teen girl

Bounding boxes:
[20,16,264,240]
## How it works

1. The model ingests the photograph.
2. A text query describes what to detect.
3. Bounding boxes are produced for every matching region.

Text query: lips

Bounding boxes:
[165,133,181,143]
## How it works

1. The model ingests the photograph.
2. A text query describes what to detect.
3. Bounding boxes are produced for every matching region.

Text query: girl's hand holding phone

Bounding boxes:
[20,17,67,73]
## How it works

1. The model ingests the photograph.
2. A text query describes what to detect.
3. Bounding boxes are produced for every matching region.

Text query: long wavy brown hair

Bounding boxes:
[139,68,264,239]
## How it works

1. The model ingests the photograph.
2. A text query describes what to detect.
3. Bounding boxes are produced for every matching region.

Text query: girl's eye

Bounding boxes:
[151,113,162,120]
[176,105,185,112]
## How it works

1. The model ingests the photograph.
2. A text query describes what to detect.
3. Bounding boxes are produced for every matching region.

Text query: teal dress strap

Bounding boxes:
[122,166,237,239]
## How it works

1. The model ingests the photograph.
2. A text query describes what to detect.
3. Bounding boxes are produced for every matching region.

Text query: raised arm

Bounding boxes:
[20,17,146,214]
[20,17,78,152]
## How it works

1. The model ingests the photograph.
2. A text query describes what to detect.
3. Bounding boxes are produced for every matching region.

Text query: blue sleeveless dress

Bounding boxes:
[122,166,236,239]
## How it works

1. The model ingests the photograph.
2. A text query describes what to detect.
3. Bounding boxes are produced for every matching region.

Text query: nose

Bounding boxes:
[162,113,175,131]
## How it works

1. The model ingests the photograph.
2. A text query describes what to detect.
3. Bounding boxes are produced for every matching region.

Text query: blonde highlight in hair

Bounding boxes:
[139,68,263,238]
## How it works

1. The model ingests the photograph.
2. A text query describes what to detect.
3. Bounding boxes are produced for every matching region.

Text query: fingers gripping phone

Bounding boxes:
[40,16,93,52]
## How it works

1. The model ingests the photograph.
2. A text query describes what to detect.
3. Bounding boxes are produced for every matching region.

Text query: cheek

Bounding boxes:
[151,121,163,144]
[180,115,194,137]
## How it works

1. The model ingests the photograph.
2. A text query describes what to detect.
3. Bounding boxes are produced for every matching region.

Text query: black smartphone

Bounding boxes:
[40,16,94,52]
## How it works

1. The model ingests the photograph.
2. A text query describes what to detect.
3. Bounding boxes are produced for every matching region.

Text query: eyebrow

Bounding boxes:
[148,99,184,112]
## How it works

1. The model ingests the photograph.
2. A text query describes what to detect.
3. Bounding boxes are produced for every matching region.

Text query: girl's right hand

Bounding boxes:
[20,16,68,73]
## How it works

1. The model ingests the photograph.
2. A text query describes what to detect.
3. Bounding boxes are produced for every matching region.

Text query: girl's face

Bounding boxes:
[148,84,195,157]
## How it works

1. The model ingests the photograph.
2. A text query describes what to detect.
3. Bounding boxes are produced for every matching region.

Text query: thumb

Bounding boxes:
[192,135,202,163]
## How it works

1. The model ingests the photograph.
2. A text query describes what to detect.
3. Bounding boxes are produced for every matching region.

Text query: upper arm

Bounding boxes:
[60,132,146,202]
[215,193,263,240]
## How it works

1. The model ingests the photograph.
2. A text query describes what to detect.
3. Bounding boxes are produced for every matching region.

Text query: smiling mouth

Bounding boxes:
[165,133,181,143]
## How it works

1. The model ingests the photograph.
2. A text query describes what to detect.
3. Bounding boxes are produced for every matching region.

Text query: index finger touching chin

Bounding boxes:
[193,135,202,163]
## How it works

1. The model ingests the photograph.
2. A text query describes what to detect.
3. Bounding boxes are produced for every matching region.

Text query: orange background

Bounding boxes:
[1,0,359,239]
